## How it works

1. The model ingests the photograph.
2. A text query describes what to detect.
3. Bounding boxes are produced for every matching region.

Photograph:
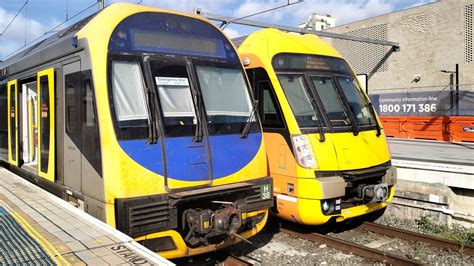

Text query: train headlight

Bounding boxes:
[291,135,318,169]
[320,199,339,215]
[322,201,330,212]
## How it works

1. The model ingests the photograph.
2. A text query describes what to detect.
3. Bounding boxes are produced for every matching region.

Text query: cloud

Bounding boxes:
[223,27,241,38]
[0,7,56,59]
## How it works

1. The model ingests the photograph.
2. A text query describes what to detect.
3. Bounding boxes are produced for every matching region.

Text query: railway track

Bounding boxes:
[361,222,474,256]
[280,223,422,265]
[280,221,473,265]
[216,254,254,266]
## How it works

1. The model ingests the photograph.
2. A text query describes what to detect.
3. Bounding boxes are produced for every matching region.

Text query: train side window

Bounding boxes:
[39,76,50,173]
[64,72,82,149]
[66,83,75,132]
[0,84,7,159]
[247,67,286,129]
[259,81,284,128]
[82,74,102,176]
[110,61,148,125]
[83,79,96,127]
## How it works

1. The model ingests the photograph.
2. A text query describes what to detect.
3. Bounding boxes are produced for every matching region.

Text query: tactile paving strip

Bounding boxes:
[0,205,58,265]
[0,168,173,265]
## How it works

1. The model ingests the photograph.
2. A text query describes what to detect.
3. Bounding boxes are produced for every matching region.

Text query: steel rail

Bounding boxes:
[361,222,474,256]
[217,254,253,266]
[280,225,422,266]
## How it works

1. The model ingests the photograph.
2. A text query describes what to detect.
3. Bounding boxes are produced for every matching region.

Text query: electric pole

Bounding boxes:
[98,0,104,10]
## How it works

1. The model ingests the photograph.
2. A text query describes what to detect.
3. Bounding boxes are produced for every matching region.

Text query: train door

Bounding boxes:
[63,61,82,191]
[247,68,294,193]
[20,81,38,169]
[37,68,55,182]
[0,84,7,161]
[7,80,18,166]
[247,68,287,132]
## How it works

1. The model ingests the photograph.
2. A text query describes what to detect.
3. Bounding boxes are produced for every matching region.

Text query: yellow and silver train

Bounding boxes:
[0,4,272,259]
[238,29,396,225]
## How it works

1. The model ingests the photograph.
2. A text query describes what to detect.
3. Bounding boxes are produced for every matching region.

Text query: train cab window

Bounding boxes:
[310,76,351,127]
[111,61,149,127]
[149,61,197,137]
[336,76,376,127]
[196,65,253,125]
[278,75,321,128]
[259,81,284,128]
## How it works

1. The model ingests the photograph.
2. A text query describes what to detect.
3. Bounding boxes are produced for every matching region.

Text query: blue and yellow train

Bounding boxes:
[0,3,272,259]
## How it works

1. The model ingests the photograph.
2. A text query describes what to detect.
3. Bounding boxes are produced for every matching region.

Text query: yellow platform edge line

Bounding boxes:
[3,203,70,265]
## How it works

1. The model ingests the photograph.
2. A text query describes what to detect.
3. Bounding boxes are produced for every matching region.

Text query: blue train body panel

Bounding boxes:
[118,132,261,181]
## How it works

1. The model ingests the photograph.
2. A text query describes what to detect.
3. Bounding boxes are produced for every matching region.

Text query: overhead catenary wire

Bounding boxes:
[0,0,29,36]
[2,1,99,61]
[24,1,28,45]
[220,0,303,30]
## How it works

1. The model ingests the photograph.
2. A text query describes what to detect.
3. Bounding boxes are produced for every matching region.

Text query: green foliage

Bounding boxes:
[416,215,474,246]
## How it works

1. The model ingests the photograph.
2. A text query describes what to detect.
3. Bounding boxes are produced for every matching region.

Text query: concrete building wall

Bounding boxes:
[325,0,474,92]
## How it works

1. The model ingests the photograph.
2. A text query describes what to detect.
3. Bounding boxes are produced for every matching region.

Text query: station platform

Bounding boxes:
[0,167,173,265]
[386,138,474,226]
[388,138,473,189]
[388,138,473,165]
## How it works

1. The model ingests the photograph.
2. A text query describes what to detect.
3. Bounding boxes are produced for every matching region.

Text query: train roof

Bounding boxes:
[0,3,224,82]
[0,13,97,80]
[237,28,342,65]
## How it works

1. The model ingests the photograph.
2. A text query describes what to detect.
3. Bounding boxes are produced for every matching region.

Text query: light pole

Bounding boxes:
[441,64,459,116]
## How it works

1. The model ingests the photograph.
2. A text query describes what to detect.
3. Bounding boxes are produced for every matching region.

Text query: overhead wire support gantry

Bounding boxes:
[199,12,400,51]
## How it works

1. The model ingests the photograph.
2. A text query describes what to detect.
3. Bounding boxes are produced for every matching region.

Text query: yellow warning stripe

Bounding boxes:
[10,210,70,265]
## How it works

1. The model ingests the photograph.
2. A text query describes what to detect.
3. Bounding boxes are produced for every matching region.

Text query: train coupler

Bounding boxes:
[183,206,243,246]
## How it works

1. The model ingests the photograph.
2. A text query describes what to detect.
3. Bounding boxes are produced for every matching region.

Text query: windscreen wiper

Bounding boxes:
[193,95,204,143]
[309,97,325,142]
[368,102,381,137]
[145,87,158,144]
[241,100,258,138]
[143,56,159,144]
[315,109,326,142]
[348,110,360,136]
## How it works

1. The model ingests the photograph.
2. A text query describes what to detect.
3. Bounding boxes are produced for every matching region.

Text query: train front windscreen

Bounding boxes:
[108,12,256,141]
[273,53,377,133]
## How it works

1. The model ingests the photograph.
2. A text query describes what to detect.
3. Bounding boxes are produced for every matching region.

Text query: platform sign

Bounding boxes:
[369,90,474,116]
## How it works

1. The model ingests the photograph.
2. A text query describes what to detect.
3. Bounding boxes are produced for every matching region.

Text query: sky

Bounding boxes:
[0,0,435,60]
